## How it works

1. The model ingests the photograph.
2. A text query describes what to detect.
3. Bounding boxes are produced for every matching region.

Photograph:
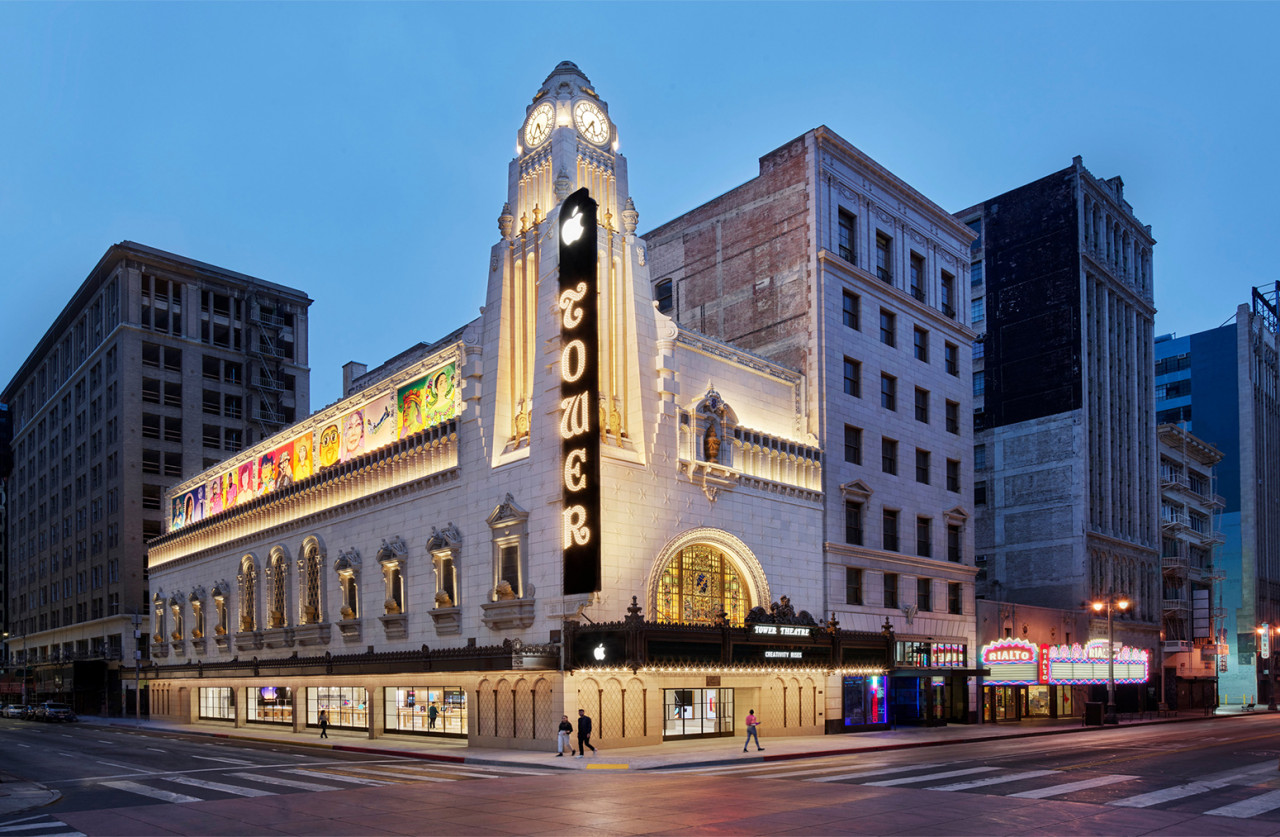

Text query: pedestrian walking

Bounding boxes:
[743,709,762,751]
[319,709,329,739]
[556,714,575,757]
[576,708,597,756]
[428,702,439,730]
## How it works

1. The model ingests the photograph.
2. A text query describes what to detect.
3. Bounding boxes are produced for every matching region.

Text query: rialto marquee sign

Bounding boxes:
[981,638,1150,686]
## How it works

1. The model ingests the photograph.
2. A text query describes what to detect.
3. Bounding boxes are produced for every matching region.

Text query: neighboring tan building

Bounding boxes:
[144,63,894,749]
[1155,286,1280,706]
[2,242,311,714]
[642,129,980,724]
[1156,423,1224,710]
[958,159,1160,711]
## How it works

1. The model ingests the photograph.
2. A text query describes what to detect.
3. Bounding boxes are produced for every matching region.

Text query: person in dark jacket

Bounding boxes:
[556,714,574,756]
[319,709,329,739]
[576,708,597,756]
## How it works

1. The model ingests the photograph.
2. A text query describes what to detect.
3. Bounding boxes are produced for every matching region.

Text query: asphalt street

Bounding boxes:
[5,714,1280,835]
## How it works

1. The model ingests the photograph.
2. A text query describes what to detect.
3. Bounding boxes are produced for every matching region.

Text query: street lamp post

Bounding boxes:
[1256,624,1278,711]
[1091,595,1131,725]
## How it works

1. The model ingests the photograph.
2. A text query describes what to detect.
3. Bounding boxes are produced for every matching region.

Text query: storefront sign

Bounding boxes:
[764,650,802,659]
[979,638,1150,686]
[980,639,1039,684]
[559,187,601,595]
[752,624,813,638]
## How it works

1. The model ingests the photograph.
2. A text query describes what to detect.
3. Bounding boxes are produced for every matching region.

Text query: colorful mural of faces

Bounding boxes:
[170,360,461,531]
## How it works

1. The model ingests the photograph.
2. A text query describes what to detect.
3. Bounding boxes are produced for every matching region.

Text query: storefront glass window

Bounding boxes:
[841,675,887,726]
[384,687,468,737]
[247,686,293,725]
[307,686,368,730]
[1027,685,1051,716]
[662,688,734,739]
[198,686,234,721]
[655,545,747,627]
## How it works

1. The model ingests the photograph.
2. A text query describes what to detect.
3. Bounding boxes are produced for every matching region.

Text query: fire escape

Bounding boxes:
[249,294,288,438]
[1159,429,1226,654]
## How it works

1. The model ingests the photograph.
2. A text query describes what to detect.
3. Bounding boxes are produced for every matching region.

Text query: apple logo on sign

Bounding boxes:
[593,643,606,661]
[562,207,585,246]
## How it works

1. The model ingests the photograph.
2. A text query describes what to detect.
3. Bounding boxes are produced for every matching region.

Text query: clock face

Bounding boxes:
[524,102,555,147]
[573,100,610,145]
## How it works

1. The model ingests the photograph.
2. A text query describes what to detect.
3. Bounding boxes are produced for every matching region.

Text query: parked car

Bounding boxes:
[35,702,76,722]
[3,704,31,719]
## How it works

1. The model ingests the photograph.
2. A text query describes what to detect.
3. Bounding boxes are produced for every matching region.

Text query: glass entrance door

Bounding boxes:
[663,688,735,740]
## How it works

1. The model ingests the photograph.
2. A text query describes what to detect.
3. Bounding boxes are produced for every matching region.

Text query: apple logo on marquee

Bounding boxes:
[593,643,606,661]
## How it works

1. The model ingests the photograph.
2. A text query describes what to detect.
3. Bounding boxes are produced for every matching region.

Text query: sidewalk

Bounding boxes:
[0,772,60,819]
[77,706,1254,773]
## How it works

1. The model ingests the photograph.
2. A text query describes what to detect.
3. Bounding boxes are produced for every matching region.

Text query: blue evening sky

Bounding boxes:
[1,2,1275,411]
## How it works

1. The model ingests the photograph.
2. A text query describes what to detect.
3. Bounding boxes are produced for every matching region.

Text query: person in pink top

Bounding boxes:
[743,709,763,752]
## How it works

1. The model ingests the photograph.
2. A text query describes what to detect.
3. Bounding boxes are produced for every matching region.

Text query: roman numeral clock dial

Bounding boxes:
[524,102,554,147]
[573,100,610,145]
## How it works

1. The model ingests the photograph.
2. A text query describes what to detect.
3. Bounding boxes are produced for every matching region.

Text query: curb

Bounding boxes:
[635,710,1247,771]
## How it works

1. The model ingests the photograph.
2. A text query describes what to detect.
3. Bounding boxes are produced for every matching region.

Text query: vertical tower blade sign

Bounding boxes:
[559,187,602,595]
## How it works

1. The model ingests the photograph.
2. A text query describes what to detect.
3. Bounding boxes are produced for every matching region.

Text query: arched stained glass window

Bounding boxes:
[655,545,748,627]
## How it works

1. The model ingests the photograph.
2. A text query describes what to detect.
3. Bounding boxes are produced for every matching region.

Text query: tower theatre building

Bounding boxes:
[144,63,910,748]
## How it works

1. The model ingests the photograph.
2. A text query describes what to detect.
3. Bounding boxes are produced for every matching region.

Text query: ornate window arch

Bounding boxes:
[265,547,290,628]
[238,554,259,633]
[645,529,770,627]
[487,494,529,600]
[428,523,462,608]
[211,579,230,636]
[378,537,408,614]
[189,588,206,639]
[152,592,166,644]
[169,592,184,641]
[299,536,324,624]
[334,548,360,620]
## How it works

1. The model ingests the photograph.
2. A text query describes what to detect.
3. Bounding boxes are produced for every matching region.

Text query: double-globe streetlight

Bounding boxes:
[1091,595,1131,725]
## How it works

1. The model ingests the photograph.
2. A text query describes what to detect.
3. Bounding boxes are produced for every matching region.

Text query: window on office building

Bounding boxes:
[913,327,929,362]
[948,582,963,615]
[946,459,961,492]
[844,425,862,465]
[881,374,896,411]
[876,233,893,282]
[945,342,959,375]
[948,524,962,563]
[909,253,925,300]
[915,449,930,484]
[917,577,932,612]
[914,387,929,423]
[843,290,860,330]
[844,358,861,397]
[846,567,863,606]
[883,572,899,608]
[945,400,959,434]
[844,501,864,546]
[883,509,900,552]
[838,210,857,263]
[916,517,932,558]
[880,309,896,347]
[881,438,898,476]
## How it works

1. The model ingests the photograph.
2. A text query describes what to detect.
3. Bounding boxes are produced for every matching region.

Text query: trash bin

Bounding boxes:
[1084,701,1104,726]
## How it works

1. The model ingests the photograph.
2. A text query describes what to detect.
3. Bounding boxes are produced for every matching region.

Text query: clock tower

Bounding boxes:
[486,62,649,469]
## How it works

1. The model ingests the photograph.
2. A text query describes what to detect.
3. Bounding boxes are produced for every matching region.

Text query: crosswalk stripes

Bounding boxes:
[0,814,85,837]
[1006,773,1137,799]
[1107,761,1277,809]
[226,772,340,792]
[163,776,276,797]
[100,780,203,804]
[284,768,391,786]
[927,769,1059,791]
[864,766,998,787]
[1205,790,1280,819]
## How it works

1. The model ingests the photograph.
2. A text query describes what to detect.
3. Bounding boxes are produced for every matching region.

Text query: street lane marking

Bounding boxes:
[331,765,453,783]
[586,764,629,770]
[811,763,949,783]
[100,781,201,804]
[145,748,166,753]
[97,740,114,744]
[189,755,256,765]
[287,769,390,786]
[928,769,1059,791]
[164,776,275,797]
[697,762,890,778]
[16,744,30,748]
[227,772,340,792]
[1206,790,1280,819]
[0,824,79,833]
[1108,762,1277,808]
[866,766,998,787]
[56,752,77,758]
[1009,774,1137,799]
[94,761,140,770]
